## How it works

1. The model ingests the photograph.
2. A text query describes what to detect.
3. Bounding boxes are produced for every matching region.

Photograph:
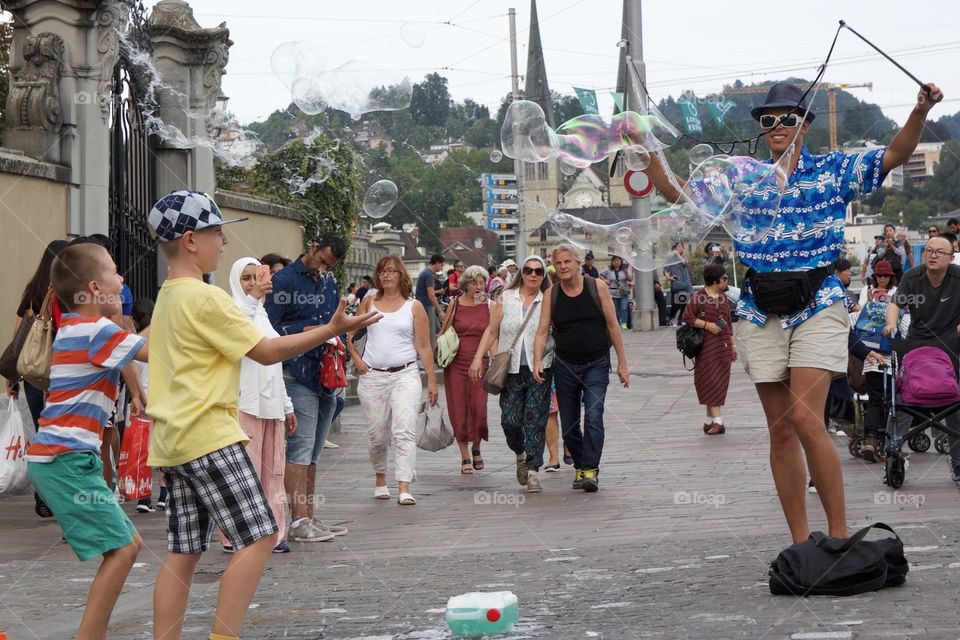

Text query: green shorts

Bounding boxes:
[29,452,137,561]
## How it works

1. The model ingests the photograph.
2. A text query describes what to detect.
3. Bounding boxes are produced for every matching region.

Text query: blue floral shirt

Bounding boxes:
[734,146,886,328]
[264,256,339,393]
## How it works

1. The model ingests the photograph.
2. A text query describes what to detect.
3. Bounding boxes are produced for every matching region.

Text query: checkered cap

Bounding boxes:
[147,190,247,242]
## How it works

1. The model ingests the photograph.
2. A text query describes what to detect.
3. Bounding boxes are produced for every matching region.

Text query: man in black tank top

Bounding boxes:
[533,244,630,493]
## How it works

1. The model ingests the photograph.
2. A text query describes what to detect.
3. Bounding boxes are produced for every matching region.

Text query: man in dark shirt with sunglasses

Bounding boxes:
[648,80,943,544]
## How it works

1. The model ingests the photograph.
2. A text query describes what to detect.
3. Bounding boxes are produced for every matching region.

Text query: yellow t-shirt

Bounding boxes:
[147,277,264,467]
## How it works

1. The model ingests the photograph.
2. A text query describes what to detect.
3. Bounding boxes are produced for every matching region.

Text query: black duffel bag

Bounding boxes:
[769,522,908,597]
[748,265,832,316]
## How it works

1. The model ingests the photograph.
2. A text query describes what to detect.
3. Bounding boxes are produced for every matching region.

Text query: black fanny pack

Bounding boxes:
[748,266,832,316]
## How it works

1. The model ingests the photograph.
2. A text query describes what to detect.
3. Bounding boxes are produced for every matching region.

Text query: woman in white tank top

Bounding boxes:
[347,255,437,506]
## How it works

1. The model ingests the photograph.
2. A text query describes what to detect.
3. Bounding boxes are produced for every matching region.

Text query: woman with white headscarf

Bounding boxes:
[218,257,298,553]
[469,256,554,492]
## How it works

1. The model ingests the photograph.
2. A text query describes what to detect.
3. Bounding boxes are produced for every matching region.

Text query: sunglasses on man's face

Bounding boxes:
[523,266,545,276]
[759,113,805,130]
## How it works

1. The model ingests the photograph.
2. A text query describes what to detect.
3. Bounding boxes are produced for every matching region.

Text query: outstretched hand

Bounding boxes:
[329,298,382,336]
[917,82,943,113]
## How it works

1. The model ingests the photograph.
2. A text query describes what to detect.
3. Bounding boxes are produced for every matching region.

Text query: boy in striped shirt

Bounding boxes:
[26,242,149,640]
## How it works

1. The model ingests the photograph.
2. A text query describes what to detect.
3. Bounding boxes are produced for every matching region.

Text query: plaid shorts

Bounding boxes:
[161,443,278,554]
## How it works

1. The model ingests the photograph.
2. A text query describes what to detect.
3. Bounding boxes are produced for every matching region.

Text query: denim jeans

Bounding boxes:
[553,354,611,470]
[283,372,338,465]
[613,296,629,326]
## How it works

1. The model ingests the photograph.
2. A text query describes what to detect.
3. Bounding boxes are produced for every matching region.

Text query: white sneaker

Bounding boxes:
[324,440,339,449]
[311,515,348,536]
[288,518,334,542]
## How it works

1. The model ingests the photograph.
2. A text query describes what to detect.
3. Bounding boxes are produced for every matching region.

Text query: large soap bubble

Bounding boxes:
[623,145,650,171]
[499,100,680,170]
[489,149,503,163]
[363,180,399,219]
[682,155,788,244]
[272,42,412,120]
[399,23,426,48]
[549,203,711,272]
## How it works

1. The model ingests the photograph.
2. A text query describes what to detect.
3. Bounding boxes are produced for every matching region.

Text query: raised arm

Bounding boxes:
[882,83,942,174]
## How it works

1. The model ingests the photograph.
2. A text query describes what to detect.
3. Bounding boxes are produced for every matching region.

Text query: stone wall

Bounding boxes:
[0,152,69,343]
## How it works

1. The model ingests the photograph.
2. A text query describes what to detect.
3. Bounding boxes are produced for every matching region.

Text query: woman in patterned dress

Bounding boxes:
[683,264,736,435]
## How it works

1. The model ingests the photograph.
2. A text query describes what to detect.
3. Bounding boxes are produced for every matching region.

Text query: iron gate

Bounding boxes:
[108,2,158,301]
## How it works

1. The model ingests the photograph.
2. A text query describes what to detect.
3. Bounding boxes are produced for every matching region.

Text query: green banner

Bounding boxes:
[573,87,599,115]
[706,101,737,126]
[678,98,703,136]
[611,92,625,113]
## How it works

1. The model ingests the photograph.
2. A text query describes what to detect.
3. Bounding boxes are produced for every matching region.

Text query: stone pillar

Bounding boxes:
[146,0,231,199]
[1,0,127,236]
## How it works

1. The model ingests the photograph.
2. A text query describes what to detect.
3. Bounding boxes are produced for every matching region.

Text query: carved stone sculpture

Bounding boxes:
[6,32,65,133]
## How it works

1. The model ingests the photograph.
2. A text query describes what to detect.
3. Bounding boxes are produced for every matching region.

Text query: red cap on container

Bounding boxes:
[486,608,501,622]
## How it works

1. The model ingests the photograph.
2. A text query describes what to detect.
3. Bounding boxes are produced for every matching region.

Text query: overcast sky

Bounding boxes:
[153,0,957,128]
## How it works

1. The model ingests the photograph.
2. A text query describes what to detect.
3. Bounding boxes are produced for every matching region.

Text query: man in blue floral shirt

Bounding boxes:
[650,80,942,543]
[266,235,350,543]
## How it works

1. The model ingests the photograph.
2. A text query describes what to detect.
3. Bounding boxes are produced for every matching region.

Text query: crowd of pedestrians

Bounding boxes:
[2,78,949,639]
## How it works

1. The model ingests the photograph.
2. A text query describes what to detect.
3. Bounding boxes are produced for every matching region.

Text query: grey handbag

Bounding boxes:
[482,300,539,395]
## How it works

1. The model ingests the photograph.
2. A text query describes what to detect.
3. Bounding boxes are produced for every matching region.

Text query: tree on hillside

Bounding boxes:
[410,72,451,127]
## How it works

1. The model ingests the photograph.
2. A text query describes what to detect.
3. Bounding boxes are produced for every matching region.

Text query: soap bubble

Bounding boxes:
[272,42,412,120]
[489,149,503,163]
[500,100,555,163]
[688,143,714,166]
[500,100,681,169]
[549,203,710,272]
[559,159,578,176]
[363,180,399,219]
[682,155,788,244]
[623,145,650,171]
[399,23,426,48]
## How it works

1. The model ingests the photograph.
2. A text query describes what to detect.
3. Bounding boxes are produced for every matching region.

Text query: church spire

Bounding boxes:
[524,0,555,128]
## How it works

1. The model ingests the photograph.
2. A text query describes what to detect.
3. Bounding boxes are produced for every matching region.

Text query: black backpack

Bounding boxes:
[769,522,908,597]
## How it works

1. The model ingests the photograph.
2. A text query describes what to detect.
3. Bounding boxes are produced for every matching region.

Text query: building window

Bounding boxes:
[524,162,536,180]
[539,228,547,242]
[537,162,549,180]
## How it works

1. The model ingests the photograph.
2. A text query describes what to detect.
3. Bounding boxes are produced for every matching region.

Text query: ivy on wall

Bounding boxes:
[217,132,363,285]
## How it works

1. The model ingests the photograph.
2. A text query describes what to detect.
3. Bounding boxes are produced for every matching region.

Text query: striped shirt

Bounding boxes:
[25,314,145,463]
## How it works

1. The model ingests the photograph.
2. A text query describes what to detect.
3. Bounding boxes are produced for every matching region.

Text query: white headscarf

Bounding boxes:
[229,257,289,417]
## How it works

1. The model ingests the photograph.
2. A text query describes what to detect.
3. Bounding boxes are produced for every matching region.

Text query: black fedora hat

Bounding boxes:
[750,82,816,123]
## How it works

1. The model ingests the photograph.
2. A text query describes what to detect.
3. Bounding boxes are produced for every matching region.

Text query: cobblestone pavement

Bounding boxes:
[2,328,959,639]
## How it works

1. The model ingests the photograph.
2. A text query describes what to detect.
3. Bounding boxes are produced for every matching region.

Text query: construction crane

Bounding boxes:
[721,82,873,150]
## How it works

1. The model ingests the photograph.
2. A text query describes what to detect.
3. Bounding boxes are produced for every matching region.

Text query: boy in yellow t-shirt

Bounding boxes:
[146,191,381,640]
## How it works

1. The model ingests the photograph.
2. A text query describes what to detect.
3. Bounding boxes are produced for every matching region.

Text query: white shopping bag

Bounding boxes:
[416,402,454,452]
[0,401,32,495]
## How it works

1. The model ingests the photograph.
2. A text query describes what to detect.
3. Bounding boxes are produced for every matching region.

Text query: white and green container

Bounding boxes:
[445,591,519,636]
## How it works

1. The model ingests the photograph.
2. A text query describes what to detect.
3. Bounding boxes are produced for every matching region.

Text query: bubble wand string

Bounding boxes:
[838,20,931,93]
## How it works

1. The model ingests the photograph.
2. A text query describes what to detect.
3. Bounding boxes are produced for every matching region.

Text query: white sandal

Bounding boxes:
[398,492,416,506]
[373,485,391,500]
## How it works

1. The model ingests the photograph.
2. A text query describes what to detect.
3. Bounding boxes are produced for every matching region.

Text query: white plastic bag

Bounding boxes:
[0,401,32,495]
[416,402,454,452]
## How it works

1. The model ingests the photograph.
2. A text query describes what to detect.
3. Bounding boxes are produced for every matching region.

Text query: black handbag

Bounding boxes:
[769,522,908,597]
[749,266,832,316]
[676,323,704,360]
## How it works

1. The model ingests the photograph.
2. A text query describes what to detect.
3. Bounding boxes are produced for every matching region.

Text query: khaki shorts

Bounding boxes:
[736,301,849,383]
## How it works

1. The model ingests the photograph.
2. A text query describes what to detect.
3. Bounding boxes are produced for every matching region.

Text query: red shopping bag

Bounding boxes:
[117,416,152,500]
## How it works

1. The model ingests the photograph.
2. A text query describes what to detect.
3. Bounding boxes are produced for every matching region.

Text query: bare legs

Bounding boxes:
[755,368,848,544]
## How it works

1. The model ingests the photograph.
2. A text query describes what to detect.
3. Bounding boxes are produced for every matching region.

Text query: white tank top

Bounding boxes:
[363,298,418,370]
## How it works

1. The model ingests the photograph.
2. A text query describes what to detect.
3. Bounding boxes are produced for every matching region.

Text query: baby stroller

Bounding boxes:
[880,338,960,488]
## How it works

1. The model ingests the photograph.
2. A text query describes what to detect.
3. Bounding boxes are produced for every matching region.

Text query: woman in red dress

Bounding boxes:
[440,265,492,472]
[682,263,737,435]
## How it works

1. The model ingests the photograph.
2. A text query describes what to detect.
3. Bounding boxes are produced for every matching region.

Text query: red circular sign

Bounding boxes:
[624,169,653,198]
[486,608,501,622]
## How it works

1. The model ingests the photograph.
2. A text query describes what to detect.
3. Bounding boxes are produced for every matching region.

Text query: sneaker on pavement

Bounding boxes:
[808,479,817,493]
[273,541,291,553]
[222,544,235,554]
[572,469,584,490]
[155,500,166,510]
[581,468,599,493]
[289,518,335,542]
[862,436,879,463]
[310,516,348,537]
[516,453,528,486]
[544,464,561,473]
[324,440,339,449]
[136,499,155,513]
[527,470,542,493]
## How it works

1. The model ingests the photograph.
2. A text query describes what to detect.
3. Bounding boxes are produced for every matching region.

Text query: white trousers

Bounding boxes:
[357,366,421,483]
